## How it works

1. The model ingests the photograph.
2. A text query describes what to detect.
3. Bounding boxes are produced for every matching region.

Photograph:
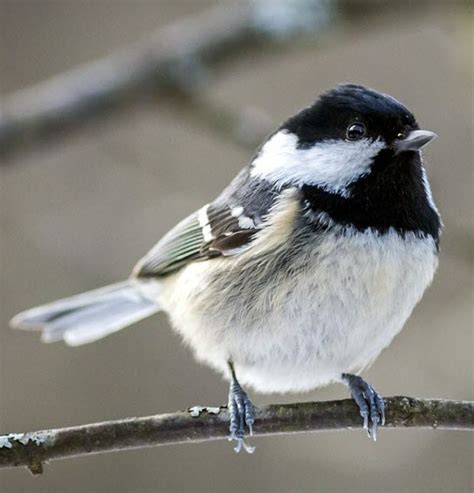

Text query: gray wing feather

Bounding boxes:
[133,212,205,276]
[133,167,280,278]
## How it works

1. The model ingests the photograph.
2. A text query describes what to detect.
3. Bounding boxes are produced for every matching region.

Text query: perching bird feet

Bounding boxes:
[228,362,255,453]
[342,373,385,441]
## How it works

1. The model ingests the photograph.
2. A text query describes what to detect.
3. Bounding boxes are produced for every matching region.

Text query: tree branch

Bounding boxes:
[0,0,333,159]
[1,396,472,474]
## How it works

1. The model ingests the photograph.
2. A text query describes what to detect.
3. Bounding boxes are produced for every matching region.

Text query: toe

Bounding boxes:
[344,374,385,441]
[366,389,379,435]
[243,396,255,433]
[375,392,385,426]
[227,388,256,453]
[228,395,243,441]
[365,384,384,442]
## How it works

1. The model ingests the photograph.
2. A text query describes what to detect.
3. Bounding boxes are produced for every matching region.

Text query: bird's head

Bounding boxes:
[250,84,437,198]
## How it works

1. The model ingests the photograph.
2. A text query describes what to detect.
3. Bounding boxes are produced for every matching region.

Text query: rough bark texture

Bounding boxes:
[1,397,472,474]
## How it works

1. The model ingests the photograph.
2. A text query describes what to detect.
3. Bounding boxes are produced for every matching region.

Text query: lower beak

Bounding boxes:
[394,130,437,154]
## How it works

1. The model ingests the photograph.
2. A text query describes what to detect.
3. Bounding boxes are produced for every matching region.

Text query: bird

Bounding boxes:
[10,84,441,453]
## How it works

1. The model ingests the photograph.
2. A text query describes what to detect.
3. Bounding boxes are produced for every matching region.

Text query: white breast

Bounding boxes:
[159,228,438,394]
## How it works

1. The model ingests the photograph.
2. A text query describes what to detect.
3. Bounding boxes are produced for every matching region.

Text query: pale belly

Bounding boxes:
[159,229,438,394]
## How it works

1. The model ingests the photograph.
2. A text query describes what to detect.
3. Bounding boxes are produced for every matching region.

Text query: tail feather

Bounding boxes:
[10,280,161,346]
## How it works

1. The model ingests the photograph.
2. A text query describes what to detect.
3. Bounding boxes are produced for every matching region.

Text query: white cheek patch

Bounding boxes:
[250,130,385,196]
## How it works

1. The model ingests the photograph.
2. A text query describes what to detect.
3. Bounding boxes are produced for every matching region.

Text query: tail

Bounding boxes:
[9,280,161,346]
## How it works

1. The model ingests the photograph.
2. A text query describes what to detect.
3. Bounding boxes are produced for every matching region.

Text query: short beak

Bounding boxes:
[394,129,437,154]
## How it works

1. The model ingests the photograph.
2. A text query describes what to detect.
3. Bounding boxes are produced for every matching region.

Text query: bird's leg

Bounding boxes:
[227,361,256,453]
[342,373,385,441]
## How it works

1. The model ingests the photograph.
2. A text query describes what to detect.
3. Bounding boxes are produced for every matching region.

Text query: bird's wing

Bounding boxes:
[133,168,300,278]
[132,203,259,277]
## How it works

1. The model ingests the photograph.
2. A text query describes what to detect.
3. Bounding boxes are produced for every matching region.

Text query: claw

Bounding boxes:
[248,422,254,437]
[371,420,378,442]
[242,439,255,454]
[232,437,255,454]
[234,439,242,454]
[227,368,256,454]
[342,373,385,441]
[377,397,386,426]
[361,412,369,431]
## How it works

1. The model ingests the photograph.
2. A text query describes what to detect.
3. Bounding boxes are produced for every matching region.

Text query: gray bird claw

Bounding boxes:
[343,373,385,441]
[228,382,255,454]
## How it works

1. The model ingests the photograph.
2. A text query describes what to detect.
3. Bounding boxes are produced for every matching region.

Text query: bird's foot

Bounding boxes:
[342,373,385,441]
[228,380,255,454]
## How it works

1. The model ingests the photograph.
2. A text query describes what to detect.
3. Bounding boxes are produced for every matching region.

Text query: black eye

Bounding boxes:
[346,122,367,141]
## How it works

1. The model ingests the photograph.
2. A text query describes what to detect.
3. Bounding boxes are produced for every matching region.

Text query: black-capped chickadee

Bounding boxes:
[10,84,441,453]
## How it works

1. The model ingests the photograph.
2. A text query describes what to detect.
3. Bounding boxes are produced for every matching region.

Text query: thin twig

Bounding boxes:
[0,396,472,474]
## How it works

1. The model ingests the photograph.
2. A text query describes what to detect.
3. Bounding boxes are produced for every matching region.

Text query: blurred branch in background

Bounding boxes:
[0,0,334,159]
[1,396,472,475]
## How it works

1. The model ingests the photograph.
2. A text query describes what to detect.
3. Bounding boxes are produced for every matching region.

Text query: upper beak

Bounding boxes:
[394,129,437,154]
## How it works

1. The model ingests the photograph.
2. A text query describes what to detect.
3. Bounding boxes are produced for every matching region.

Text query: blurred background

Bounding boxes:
[0,1,472,492]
